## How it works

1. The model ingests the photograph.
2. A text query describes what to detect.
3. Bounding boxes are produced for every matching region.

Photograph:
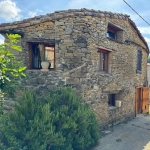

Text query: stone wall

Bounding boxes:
[1,9,149,128]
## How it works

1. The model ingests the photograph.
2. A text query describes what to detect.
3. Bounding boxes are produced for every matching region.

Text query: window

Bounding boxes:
[98,49,110,72]
[108,94,115,106]
[137,50,142,73]
[107,28,116,40]
[107,22,123,42]
[29,43,55,69]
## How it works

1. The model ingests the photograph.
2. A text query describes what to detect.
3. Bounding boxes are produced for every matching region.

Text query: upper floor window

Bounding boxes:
[107,27,116,40]
[28,43,55,70]
[98,48,110,73]
[137,50,142,73]
[107,22,123,42]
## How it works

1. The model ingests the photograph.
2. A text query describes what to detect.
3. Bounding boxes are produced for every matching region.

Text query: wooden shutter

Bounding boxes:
[142,87,149,114]
[29,44,32,69]
[137,50,142,72]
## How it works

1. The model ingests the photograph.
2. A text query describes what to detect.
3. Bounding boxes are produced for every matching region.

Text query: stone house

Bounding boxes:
[0,8,149,128]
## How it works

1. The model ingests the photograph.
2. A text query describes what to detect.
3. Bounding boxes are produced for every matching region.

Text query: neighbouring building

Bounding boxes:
[147,63,150,106]
[147,63,150,86]
[0,8,149,128]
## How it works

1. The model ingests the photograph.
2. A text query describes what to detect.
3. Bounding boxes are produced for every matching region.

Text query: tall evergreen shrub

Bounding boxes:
[0,87,100,150]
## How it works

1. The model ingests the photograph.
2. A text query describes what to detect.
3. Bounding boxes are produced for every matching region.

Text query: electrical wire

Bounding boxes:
[123,0,150,26]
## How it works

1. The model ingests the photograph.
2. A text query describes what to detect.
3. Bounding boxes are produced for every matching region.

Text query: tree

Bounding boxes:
[0,87,100,150]
[0,34,26,116]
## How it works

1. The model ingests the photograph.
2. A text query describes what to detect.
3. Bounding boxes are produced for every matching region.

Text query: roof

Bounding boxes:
[0,8,149,52]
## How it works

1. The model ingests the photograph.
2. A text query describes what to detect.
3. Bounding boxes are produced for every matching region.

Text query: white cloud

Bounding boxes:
[0,39,4,44]
[0,0,21,21]
[0,35,4,44]
[144,37,150,46]
[138,27,150,35]
[28,11,37,18]
[28,9,43,18]
[144,37,150,49]
[137,27,150,47]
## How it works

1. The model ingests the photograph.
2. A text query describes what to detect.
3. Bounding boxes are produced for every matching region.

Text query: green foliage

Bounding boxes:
[0,87,100,150]
[0,34,26,115]
[0,34,26,94]
[148,55,150,63]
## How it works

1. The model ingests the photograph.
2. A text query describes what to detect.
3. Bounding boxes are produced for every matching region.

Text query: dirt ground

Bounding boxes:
[92,114,150,150]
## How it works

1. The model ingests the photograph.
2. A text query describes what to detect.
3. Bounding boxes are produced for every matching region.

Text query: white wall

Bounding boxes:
[147,63,150,86]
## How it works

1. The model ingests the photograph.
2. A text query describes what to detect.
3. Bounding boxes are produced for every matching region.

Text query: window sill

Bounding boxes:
[98,72,111,76]
[108,106,118,111]
[107,37,123,43]
[107,37,116,41]
[136,70,142,74]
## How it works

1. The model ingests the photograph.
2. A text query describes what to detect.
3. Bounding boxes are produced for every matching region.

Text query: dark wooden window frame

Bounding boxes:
[107,26,117,40]
[98,48,109,73]
[136,50,142,73]
[107,22,123,41]
[28,42,55,70]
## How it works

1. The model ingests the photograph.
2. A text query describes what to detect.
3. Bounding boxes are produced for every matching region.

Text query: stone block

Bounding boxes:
[30,20,41,25]
[81,66,88,73]
[18,23,30,27]
[43,22,54,26]
[65,53,73,57]
[65,77,80,84]
[0,27,5,30]
[70,72,86,78]
[63,39,73,43]
[65,27,73,34]
[73,52,85,57]
[4,25,16,29]
[81,57,89,61]
[75,43,87,48]
[55,21,65,26]
[36,27,46,30]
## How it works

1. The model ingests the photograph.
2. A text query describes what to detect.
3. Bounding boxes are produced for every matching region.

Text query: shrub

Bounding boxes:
[0,87,100,150]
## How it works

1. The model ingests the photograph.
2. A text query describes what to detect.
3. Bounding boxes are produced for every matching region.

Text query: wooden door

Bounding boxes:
[135,87,142,115]
[135,87,149,115]
[141,87,149,114]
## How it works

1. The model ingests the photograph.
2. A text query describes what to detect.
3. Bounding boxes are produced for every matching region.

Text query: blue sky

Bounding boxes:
[0,0,150,49]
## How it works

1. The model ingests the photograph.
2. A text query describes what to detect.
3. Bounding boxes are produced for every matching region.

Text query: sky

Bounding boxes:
[0,0,150,49]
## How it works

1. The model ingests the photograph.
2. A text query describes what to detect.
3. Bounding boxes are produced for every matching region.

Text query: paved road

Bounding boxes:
[92,114,150,150]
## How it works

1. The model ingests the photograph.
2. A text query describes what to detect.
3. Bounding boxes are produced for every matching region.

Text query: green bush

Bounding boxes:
[0,87,100,150]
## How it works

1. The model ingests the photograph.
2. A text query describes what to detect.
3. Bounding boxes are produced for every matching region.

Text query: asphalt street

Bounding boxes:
[92,114,150,150]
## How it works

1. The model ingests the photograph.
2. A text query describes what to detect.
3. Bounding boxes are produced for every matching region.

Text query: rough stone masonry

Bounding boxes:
[0,8,149,129]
